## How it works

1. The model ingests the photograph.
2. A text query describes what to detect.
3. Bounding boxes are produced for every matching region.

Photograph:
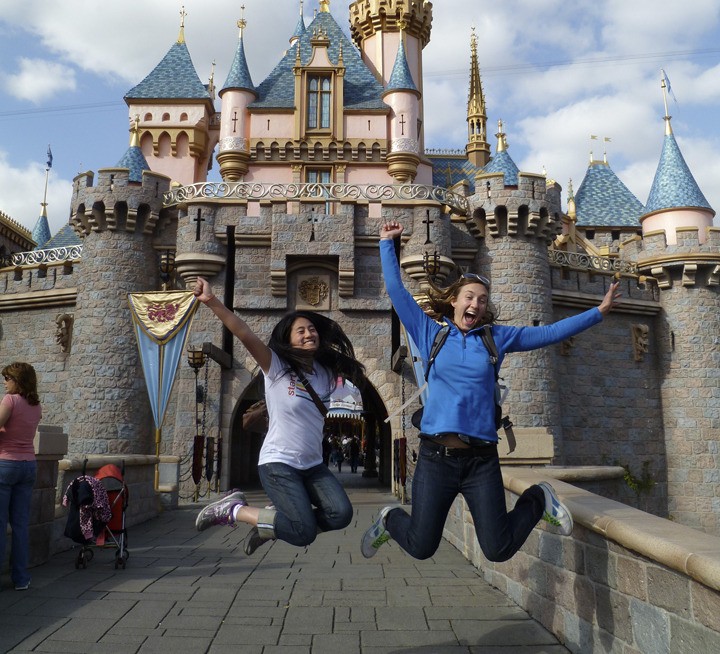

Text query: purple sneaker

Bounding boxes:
[195,491,247,531]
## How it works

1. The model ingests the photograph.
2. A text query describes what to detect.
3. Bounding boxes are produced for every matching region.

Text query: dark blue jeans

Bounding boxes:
[386,441,544,561]
[0,459,37,587]
[258,462,353,547]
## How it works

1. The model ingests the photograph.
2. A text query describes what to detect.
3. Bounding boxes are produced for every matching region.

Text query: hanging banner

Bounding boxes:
[128,290,199,430]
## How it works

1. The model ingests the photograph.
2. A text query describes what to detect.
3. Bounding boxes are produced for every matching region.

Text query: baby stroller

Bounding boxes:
[63,460,130,569]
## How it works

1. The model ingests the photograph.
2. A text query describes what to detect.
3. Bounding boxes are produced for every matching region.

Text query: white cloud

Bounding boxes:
[5,58,76,102]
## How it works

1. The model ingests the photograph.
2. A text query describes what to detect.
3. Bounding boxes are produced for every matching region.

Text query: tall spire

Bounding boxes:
[466,28,489,168]
[178,5,187,44]
[660,69,673,137]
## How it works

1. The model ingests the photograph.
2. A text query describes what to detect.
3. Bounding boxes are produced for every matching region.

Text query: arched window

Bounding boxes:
[307,75,331,130]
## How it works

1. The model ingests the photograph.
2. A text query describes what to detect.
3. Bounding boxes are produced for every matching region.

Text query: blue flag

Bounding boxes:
[46,145,53,169]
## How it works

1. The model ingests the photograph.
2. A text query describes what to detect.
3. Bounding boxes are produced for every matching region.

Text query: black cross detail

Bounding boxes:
[231,112,238,134]
[194,210,205,241]
[399,114,406,136]
[308,209,319,242]
[423,210,433,245]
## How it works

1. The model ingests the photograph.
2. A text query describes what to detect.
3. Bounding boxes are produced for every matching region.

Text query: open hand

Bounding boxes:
[598,281,621,315]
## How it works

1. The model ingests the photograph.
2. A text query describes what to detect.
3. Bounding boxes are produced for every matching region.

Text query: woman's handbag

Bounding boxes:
[242,400,269,432]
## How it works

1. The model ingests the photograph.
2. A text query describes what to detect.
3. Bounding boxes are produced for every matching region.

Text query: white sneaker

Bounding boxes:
[538,482,573,536]
[360,506,393,558]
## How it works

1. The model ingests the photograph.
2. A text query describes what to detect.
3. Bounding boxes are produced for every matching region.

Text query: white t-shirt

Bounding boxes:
[258,351,336,469]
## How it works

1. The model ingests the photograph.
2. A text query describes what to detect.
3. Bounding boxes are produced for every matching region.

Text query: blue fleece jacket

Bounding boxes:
[380,239,603,443]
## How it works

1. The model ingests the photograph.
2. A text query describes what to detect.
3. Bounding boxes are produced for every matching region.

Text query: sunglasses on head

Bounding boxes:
[462,273,490,287]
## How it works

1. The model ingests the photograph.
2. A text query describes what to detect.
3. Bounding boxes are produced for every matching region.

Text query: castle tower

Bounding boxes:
[466,29,490,168]
[349,0,433,154]
[66,164,174,456]
[470,123,565,459]
[641,75,715,244]
[124,9,217,186]
[382,24,421,182]
[217,9,257,182]
[626,88,720,534]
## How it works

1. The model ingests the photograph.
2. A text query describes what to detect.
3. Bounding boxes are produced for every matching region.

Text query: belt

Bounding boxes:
[421,440,497,458]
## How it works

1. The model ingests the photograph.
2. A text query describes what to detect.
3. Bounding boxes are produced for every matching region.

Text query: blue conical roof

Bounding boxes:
[386,39,417,93]
[645,132,713,215]
[125,41,211,100]
[482,150,519,186]
[252,11,386,111]
[292,13,306,40]
[116,146,151,183]
[32,214,51,249]
[574,161,645,227]
[221,32,255,93]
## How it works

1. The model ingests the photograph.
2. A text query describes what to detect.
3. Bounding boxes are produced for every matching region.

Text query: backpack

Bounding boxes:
[411,324,516,453]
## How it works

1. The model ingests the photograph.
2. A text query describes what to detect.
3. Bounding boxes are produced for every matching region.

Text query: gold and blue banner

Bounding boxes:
[128,291,199,430]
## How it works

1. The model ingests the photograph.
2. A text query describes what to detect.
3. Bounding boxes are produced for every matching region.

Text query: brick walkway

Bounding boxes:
[0,471,568,653]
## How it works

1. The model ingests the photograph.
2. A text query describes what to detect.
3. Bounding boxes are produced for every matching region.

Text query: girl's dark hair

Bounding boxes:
[420,276,496,326]
[2,362,40,405]
[268,311,366,388]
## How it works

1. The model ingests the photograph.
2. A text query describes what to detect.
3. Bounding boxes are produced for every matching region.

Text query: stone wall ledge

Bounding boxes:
[504,467,720,593]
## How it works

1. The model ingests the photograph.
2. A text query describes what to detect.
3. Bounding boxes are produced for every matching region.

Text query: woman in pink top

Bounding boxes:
[0,362,42,591]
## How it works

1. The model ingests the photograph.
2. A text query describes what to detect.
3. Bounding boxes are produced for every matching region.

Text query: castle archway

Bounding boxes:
[227,374,391,489]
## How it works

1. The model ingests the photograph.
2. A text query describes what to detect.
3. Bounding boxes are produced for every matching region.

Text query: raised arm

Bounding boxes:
[193,277,272,373]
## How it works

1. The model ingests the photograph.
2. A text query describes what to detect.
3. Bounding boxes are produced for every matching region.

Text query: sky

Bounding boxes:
[1,0,719,238]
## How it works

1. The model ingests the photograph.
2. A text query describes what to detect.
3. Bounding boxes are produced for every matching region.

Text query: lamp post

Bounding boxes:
[187,347,206,496]
[159,250,176,290]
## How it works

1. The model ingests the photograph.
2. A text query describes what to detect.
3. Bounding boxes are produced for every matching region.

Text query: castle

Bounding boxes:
[1,0,718,537]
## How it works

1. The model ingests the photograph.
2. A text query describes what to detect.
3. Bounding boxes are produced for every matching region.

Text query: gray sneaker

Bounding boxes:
[195,491,247,531]
[538,482,573,536]
[243,526,270,555]
[360,506,393,558]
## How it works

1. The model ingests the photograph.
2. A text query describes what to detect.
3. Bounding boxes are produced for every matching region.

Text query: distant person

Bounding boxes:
[0,362,42,590]
[361,221,620,560]
[192,277,366,556]
[349,437,360,473]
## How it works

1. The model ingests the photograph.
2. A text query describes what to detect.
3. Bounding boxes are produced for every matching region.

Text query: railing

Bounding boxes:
[163,182,470,216]
[548,248,638,275]
[0,245,83,268]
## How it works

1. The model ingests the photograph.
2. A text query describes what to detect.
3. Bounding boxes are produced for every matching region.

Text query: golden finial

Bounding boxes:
[319,0,330,12]
[496,119,507,152]
[178,6,187,43]
[237,5,247,34]
[130,115,140,147]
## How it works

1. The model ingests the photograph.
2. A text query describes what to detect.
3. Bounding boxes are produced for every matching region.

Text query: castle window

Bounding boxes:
[306,168,332,214]
[307,75,331,130]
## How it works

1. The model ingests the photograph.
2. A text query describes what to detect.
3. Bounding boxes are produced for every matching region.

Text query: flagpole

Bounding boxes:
[42,145,52,217]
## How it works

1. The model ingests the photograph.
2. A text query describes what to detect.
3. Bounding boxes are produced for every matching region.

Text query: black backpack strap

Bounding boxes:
[481,325,516,454]
[480,325,499,371]
[424,325,450,381]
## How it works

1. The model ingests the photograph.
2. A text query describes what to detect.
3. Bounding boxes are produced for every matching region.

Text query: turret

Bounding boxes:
[382,24,421,182]
[640,73,715,244]
[124,8,217,186]
[217,8,257,182]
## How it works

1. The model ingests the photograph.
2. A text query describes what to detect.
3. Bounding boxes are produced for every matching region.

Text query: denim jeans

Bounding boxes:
[0,459,37,587]
[386,441,544,561]
[258,462,353,547]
